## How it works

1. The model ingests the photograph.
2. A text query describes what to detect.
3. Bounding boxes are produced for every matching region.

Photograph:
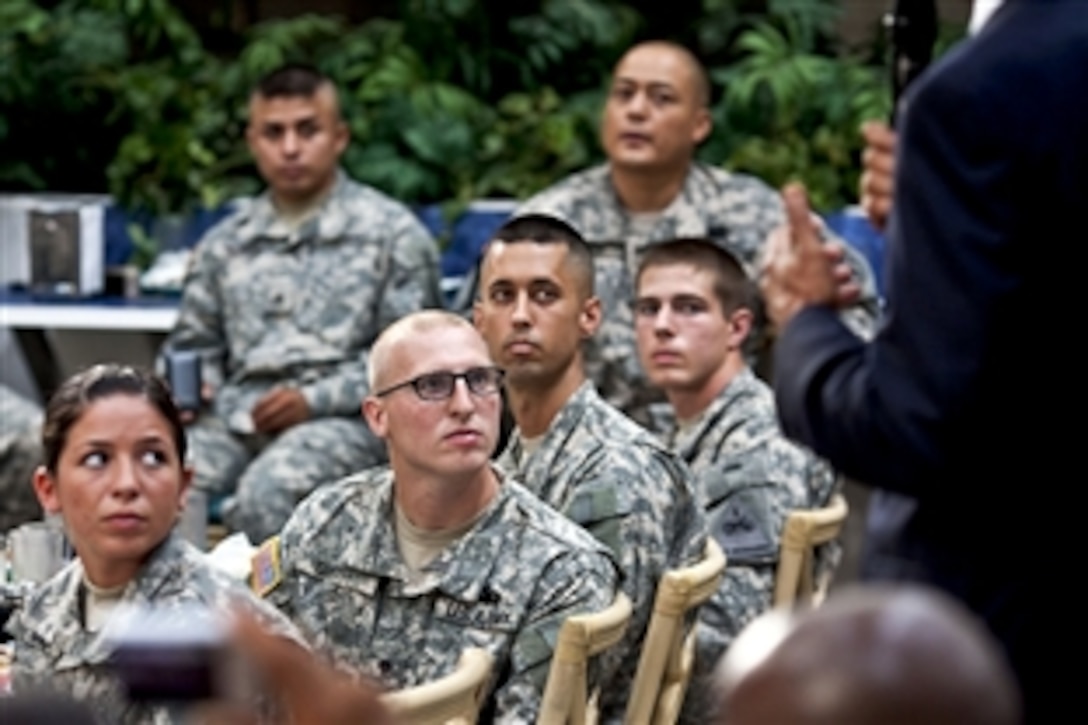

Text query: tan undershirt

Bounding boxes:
[82,575,126,633]
[519,433,545,460]
[627,210,663,238]
[625,210,664,273]
[671,409,708,449]
[394,503,487,581]
[267,188,333,237]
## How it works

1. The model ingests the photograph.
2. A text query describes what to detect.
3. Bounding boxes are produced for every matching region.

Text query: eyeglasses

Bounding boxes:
[373,366,505,401]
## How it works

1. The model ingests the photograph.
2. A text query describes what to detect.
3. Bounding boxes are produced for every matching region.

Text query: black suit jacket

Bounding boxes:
[774,1,1087,719]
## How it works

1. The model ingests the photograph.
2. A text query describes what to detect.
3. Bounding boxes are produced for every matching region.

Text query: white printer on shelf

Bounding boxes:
[0,193,108,297]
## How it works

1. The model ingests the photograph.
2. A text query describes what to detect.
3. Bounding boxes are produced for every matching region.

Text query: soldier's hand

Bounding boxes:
[860,120,897,231]
[196,613,395,725]
[761,184,858,329]
[251,388,310,435]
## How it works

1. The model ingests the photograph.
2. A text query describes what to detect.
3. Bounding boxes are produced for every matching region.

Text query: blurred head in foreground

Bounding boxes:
[716,585,1021,725]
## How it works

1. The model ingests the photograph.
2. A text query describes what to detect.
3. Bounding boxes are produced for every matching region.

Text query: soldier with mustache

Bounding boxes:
[459,41,879,430]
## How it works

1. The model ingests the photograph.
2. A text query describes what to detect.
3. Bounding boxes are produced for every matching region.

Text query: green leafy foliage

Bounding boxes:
[1,0,950,220]
[0,0,129,190]
[169,6,615,208]
[472,87,604,201]
[699,1,893,210]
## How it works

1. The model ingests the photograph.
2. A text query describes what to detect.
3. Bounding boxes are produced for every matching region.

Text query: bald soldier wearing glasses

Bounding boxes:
[260,310,619,723]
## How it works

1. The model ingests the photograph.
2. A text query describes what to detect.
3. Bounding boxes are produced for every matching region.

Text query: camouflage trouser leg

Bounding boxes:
[185,414,254,495]
[0,386,43,532]
[222,417,387,544]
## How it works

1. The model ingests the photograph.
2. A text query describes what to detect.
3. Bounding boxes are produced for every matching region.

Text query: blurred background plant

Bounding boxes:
[705,8,891,211]
[0,0,968,236]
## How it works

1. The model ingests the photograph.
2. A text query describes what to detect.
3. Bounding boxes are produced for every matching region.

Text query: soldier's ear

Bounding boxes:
[692,107,712,146]
[580,296,602,339]
[333,118,350,155]
[362,397,388,438]
[726,308,754,350]
[33,466,61,514]
[177,465,194,518]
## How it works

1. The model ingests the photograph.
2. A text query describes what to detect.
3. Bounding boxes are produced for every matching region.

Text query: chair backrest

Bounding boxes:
[624,539,728,725]
[773,493,849,607]
[536,591,633,725]
[382,647,494,725]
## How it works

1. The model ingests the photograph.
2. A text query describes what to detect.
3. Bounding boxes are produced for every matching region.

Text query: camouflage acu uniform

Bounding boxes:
[266,465,619,724]
[497,382,707,722]
[165,171,441,543]
[6,532,300,724]
[515,162,881,426]
[664,368,839,721]
[0,385,42,532]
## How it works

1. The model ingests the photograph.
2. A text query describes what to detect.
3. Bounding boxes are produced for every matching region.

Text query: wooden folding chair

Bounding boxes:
[625,539,727,725]
[773,493,849,607]
[536,592,633,725]
[382,647,494,725]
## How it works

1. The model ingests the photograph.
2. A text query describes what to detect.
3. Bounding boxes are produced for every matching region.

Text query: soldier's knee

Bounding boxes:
[223,489,293,545]
[188,436,250,495]
[227,467,302,543]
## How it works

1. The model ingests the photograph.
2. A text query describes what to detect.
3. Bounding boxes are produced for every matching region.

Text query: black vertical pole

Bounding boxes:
[885,0,939,126]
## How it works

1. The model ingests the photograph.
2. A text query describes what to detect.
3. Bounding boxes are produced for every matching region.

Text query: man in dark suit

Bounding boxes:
[761,1,1086,721]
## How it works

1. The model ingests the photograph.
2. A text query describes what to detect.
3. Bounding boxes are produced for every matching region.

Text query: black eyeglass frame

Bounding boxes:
[372,366,506,401]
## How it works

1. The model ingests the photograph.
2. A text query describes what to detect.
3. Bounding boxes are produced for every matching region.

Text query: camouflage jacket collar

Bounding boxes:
[10,558,108,670]
[122,533,201,602]
[596,162,744,246]
[347,466,525,604]
[672,367,777,462]
[504,380,598,483]
[10,533,192,671]
[234,169,356,247]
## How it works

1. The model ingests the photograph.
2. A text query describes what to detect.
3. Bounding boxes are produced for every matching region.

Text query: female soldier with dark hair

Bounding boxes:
[5,364,299,724]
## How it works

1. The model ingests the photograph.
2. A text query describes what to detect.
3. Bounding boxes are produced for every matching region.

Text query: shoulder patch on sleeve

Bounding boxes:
[250,536,283,597]
[709,491,778,566]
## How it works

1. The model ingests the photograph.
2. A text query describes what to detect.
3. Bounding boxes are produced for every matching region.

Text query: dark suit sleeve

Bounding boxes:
[772,49,1025,497]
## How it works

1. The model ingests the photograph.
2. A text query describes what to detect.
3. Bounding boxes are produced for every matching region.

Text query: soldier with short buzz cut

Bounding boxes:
[0,384,44,531]
[163,63,441,544]
[633,238,839,722]
[261,310,619,724]
[473,214,707,723]
[491,40,879,427]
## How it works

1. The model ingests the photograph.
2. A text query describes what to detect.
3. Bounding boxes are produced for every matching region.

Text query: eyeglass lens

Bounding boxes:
[414,367,502,399]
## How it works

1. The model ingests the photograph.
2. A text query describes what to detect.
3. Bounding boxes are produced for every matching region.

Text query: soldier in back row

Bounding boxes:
[163,64,442,544]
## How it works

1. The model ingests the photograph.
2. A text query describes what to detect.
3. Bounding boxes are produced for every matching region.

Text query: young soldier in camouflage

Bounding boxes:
[483,41,879,427]
[633,238,839,720]
[473,215,707,722]
[261,311,619,724]
[7,365,299,724]
[0,384,43,530]
[163,64,441,544]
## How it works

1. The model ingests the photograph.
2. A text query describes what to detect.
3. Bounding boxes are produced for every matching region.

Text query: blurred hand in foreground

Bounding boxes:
[198,613,396,725]
[761,184,859,329]
[860,120,898,231]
